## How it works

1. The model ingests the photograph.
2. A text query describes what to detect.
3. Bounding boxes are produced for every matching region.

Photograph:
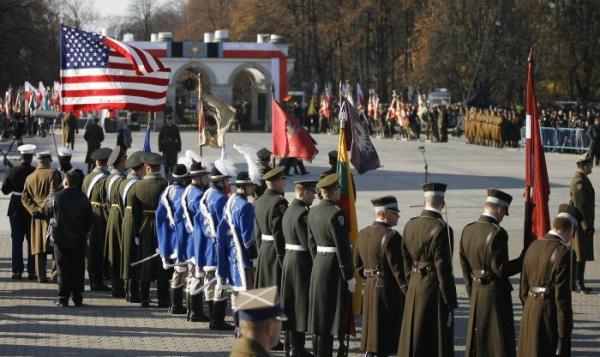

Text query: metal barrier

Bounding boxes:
[520,127,590,152]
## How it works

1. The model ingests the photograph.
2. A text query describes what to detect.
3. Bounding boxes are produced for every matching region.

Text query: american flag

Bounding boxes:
[60,26,170,112]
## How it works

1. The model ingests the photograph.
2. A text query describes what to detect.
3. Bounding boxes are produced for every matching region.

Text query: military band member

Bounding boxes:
[82,147,112,291]
[460,189,522,357]
[518,204,580,357]
[280,179,317,357]
[569,155,594,294]
[200,166,234,330]
[230,286,288,357]
[2,144,36,280]
[218,171,258,291]
[130,152,169,308]
[354,196,407,357]
[156,163,189,314]
[83,117,104,173]
[254,167,288,290]
[307,173,354,357]
[179,161,210,322]
[120,151,145,303]
[104,147,128,297]
[57,147,84,191]
[399,182,457,357]
[21,151,62,283]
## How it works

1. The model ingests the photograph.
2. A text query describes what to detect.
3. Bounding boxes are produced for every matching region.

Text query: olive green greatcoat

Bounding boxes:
[229,336,272,357]
[570,170,595,261]
[354,221,407,355]
[120,174,141,280]
[104,171,126,269]
[82,167,110,280]
[254,189,288,289]
[307,199,353,336]
[21,164,61,254]
[399,209,457,357]
[459,215,522,357]
[281,198,312,332]
[130,172,167,282]
[517,233,572,357]
[61,112,77,146]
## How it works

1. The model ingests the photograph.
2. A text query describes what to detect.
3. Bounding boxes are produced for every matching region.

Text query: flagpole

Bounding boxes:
[524,49,534,248]
[198,73,203,156]
[271,82,276,169]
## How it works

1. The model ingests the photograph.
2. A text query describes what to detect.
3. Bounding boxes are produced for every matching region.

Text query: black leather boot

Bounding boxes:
[129,279,141,303]
[209,300,234,330]
[190,293,210,322]
[169,286,187,314]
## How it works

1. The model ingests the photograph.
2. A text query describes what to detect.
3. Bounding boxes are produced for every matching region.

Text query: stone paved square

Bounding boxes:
[1,130,599,356]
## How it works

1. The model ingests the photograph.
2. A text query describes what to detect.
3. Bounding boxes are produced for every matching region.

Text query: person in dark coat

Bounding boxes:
[42,171,93,307]
[81,147,112,291]
[158,118,181,177]
[254,167,288,289]
[459,189,522,357]
[321,150,338,177]
[517,204,580,357]
[130,152,169,308]
[254,148,273,198]
[84,117,104,173]
[230,286,287,357]
[307,173,354,357]
[61,112,77,150]
[569,155,595,293]
[354,196,407,357]
[587,116,600,166]
[281,179,317,357]
[1,144,36,280]
[104,147,127,297]
[57,147,84,191]
[399,182,457,357]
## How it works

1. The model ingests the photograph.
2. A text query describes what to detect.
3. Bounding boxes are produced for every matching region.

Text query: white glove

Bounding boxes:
[161,257,169,270]
[134,237,140,246]
[251,259,257,268]
[347,278,356,293]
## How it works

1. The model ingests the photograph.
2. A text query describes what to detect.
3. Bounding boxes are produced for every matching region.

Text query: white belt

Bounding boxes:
[317,246,337,254]
[12,192,22,196]
[261,234,274,242]
[285,244,307,252]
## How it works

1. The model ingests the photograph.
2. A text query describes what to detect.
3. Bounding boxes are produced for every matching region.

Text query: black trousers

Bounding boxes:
[54,243,85,304]
[140,267,170,304]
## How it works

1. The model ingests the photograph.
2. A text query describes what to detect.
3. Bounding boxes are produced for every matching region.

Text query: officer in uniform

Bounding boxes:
[254,167,288,290]
[281,179,317,356]
[158,118,182,177]
[398,182,457,357]
[307,173,354,357]
[180,161,210,322]
[57,147,85,191]
[321,150,337,177]
[459,189,522,357]
[354,196,407,357]
[156,163,189,314]
[130,152,169,308]
[518,204,580,357]
[218,171,258,292]
[199,166,234,330]
[84,117,105,173]
[82,147,112,291]
[104,147,128,297]
[255,148,273,198]
[2,144,36,280]
[120,151,145,303]
[230,286,288,357]
[569,155,594,293]
[61,112,77,150]
[21,151,62,283]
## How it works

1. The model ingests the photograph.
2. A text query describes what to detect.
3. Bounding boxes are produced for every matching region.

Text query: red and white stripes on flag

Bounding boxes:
[60,26,170,112]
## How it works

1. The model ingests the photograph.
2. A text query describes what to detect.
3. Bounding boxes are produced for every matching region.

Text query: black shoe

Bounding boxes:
[129,295,141,303]
[11,273,22,280]
[73,301,83,307]
[27,273,37,281]
[90,283,111,291]
[112,290,126,298]
[141,301,150,308]
[209,321,235,331]
[55,300,68,307]
[170,305,187,314]
[575,281,591,294]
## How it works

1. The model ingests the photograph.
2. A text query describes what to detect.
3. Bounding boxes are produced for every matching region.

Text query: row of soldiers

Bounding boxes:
[464,109,522,148]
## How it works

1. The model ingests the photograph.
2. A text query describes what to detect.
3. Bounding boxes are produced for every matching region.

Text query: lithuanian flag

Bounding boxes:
[336,124,362,321]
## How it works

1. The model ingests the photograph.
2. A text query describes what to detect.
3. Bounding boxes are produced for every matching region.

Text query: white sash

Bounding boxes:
[106,174,122,204]
[181,185,194,233]
[199,188,217,238]
[159,185,176,228]
[121,179,139,206]
[225,194,247,290]
[86,172,107,199]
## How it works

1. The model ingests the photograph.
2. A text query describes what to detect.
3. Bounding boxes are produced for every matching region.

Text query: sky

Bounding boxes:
[91,0,129,18]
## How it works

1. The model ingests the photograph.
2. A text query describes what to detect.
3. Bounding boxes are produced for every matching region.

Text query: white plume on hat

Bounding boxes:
[185,149,202,163]
[177,156,194,170]
[233,143,261,185]
[214,144,237,177]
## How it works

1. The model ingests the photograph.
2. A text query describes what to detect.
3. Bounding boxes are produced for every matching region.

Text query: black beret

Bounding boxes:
[189,161,207,176]
[328,150,338,161]
[422,182,447,196]
[169,164,189,181]
[371,195,399,212]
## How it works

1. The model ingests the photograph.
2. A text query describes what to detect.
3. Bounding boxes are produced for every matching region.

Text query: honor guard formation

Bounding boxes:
[2,140,595,357]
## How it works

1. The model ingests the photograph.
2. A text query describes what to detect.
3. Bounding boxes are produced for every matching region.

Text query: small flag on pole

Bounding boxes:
[143,121,151,153]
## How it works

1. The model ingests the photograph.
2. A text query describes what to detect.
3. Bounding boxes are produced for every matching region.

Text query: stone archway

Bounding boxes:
[228,63,272,130]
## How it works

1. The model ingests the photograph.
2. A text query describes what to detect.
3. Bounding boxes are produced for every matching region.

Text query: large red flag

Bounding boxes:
[271,99,318,160]
[524,50,550,245]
